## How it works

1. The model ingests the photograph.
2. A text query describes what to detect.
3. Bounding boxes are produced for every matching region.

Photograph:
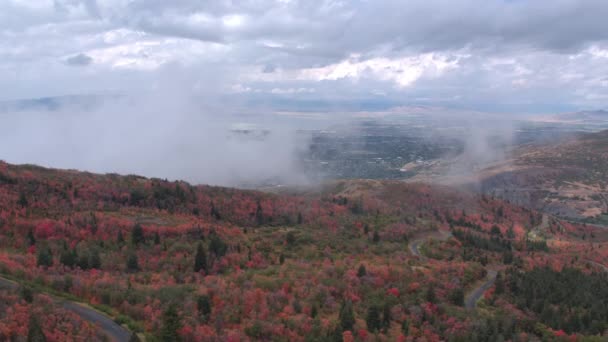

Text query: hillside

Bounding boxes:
[409,129,608,223]
[0,161,607,341]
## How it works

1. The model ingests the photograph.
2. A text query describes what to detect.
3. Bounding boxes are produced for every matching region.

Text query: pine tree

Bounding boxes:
[382,303,392,330]
[194,242,207,273]
[339,300,355,332]
[126,253,139,272]
[255,200,264,226]
[89,249,101,269]
[60,243,77,269]
[449,288,465,306]
[18,192,28,208]
[27,315,46,342]
[154,232,161,245]
[131,224,145,246]
[117,231,125,244]
[26,229,36,246]
[160,304,182,342]
[36,245,53,268]
[372,230,380,243]
[357,264,367,277]
[425,284,436,303]
[366,305,382,332]
[197,295,212,321]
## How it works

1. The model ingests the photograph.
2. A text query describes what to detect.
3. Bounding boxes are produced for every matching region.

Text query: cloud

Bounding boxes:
[65,53,93,66]
[0,0,607,109]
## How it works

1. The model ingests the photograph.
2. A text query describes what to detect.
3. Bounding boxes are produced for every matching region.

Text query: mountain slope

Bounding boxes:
[0,161,605,340]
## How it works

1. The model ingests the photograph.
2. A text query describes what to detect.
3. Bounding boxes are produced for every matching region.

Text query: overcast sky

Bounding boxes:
[1,0,608,113]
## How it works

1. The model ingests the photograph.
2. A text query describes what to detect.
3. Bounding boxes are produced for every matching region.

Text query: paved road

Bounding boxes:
[586,259,608,273]
[0,276,130,342]
[465,269,498,309]
[408,230,452,260]
[62,301,131,342]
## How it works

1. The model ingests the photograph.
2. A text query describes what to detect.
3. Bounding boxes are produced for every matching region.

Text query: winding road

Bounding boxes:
[409,230,498,309]
[0,276,131,342]
[464,269,497,309]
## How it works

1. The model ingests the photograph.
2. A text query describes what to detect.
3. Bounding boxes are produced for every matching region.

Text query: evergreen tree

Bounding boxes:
[194,242,207,273]
[154,232,161,245]
[18,192,28,208]
[372,230,380,243]
[357,264,367,277]
[126,253,139,272]
[449,288,465,306]
[160,304,182,342]
[297,212,303,225]
[425,284,436,303]
[255,200,264,226]
[36,245,53,268]
[27,315,46,342]
[197,295,212,321]
[131,224,145,246]
[59,243,77,268]
[338,300,355,332]
[89,249,101,269]
[117,231,125,244]
[366,305,382,332]
[26,229,36,246]
[209,233,227,257]
[382,303,392,330]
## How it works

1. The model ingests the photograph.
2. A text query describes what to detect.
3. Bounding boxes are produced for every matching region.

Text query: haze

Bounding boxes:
[1,0,608,185]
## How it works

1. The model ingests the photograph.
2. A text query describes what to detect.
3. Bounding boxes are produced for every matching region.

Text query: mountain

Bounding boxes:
[0,161,606,340]
[411,129,608,223]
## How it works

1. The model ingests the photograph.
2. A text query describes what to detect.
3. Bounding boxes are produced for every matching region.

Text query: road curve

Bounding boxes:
[408,230,452,260]
[465,269,498,309]
[0,275,131,342]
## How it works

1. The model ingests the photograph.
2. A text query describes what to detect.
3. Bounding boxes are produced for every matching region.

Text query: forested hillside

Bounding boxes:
[0,161,606,341]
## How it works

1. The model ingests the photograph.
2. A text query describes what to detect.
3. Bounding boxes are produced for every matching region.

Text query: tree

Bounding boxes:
[449,288,465,306]
[89,249,101,269]
[255,200,264,226]
[372,230,380,243]
[126,253,139,272]
[27,315,46,342]
[209,233,227,257]
[297,212,303,225]
[59,244,77,269]
[357,264,367,277]
[18,192,28,208]
[286,231,296,247]
[131,224,145,246]
[339,300,355,332]
[26,229,36,246]
[117,231,125,244]
[382,303,392,330]
[36,245,53,268]
[425,284,436,303]
[154,232,161,245]
[194,242,207,273]
[160,304,182,342]
[20,286,34,303]
[197,295,212,321]
[366,305,382,332]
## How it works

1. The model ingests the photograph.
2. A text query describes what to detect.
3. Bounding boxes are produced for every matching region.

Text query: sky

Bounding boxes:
[1,0,608,186]
[1,0,608,112]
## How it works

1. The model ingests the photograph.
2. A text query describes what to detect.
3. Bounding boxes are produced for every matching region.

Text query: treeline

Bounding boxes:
[507,267,608,335]
[452,229,512,252]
